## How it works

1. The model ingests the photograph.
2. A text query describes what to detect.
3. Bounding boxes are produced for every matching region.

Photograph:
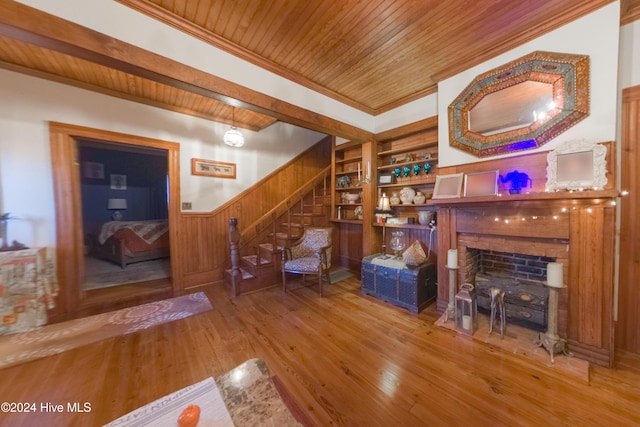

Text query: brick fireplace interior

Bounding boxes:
[457,231,569,337]
[464,248,554,332]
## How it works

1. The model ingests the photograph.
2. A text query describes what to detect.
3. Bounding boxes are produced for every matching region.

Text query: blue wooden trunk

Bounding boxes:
[361,254,437,313]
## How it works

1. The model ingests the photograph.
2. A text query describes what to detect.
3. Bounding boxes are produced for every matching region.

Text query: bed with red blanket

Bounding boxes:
[94,219,170,268]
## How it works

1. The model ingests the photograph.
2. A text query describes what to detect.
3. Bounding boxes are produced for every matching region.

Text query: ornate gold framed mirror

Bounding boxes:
[448,51,590,157]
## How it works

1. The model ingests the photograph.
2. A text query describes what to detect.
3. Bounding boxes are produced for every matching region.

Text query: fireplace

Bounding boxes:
[432,142,616,367]
[463,249,553,332]
[435,194,616,367]
[456,229,569,338]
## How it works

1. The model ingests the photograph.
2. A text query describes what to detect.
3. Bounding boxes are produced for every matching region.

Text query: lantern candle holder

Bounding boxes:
[455,283,477,335]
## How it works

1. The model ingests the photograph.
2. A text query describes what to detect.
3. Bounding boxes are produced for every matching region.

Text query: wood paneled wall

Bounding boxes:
[617,85,640,353]
[568,205,616,366]
[179,137,332,288]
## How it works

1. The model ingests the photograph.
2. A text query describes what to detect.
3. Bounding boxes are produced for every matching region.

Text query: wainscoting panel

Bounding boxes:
[179,137,332,289]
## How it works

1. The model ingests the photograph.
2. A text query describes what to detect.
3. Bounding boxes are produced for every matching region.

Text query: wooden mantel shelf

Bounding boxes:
[427,189,618,207]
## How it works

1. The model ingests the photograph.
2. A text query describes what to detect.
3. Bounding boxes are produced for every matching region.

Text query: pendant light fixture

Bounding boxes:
[224,107,244,147]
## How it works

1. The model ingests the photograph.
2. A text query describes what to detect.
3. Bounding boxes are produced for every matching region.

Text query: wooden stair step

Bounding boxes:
[258,243,283,253]
[270,232,301,241]
[280,222,304,228]
[225,268,255,280]
[242,254,272,267]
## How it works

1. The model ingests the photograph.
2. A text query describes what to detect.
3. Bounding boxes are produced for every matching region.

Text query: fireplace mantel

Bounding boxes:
[436,190,616,367]
[428,189,618,207]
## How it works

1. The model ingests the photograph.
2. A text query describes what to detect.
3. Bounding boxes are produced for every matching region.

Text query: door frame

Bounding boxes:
[49,122,182,319]
[617,85,640,353]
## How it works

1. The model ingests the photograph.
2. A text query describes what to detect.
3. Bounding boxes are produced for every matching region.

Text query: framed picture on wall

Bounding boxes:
[83,162,104,179]
[433,173,464,199]
[464,170,499,197]
[110,174,127,190]
[378,173,396,185]
[191,158,237,179]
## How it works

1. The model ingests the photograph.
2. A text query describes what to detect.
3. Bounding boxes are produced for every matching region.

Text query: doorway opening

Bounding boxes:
[77,139,171,291]
[49,122,181,321]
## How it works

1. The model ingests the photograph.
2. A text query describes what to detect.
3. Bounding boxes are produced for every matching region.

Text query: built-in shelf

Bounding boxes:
[373,223,432,229]
[389,203,432,208]
[377,142,437,157]
[379,183,436,190]
[330,219,363,225]
[334,156,363,165]
[336,203,362,206]
[378,157,438,170]
[335,186,363,191]
[379,175,437,189]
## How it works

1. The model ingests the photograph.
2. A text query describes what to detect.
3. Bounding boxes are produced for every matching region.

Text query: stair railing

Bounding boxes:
[238,165,331,249]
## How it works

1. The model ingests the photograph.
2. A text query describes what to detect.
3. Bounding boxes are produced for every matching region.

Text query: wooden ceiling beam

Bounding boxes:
[621,0,640,25]
[0,0,373,142]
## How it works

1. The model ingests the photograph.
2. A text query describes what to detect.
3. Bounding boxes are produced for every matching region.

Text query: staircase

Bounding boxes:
[225,168,331,296]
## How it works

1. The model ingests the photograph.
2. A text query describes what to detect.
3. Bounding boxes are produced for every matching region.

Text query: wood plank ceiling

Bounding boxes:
[0,0,622,134]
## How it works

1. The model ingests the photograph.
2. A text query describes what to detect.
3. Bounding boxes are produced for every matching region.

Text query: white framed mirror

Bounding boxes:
[546,139,607,191]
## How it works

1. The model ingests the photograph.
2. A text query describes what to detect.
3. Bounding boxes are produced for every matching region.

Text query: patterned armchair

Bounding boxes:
[281,227,332,296]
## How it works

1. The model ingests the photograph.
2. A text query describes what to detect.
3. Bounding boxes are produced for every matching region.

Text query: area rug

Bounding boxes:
[0,292,212,370]
[328,268,354,283]
[84,256,171,290]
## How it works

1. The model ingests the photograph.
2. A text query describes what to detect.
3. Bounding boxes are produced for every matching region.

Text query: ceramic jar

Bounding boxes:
[390,192,401,205]
[354,206,363,220]
[413,191,426,204]
[399,187,416,204]
[418,210,435,225]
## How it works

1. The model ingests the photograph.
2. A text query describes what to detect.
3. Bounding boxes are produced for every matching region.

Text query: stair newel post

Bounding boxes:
[272,220,277,253]
[228,217,241,297]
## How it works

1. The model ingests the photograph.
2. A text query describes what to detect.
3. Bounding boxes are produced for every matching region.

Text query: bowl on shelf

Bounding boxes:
[344,193,360,203]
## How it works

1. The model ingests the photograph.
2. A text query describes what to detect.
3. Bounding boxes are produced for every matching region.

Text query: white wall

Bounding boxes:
[375,94,439,134]
[0,70,324,247]
[437,2,620,167]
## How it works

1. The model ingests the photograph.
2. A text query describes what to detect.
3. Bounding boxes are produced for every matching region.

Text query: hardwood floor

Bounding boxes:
[1,277,639,426]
